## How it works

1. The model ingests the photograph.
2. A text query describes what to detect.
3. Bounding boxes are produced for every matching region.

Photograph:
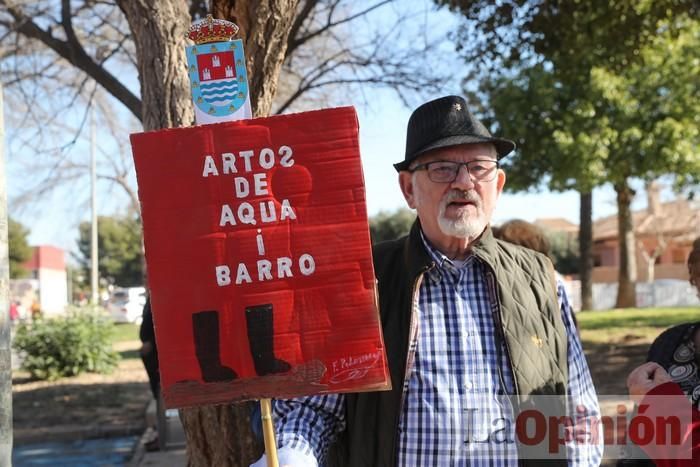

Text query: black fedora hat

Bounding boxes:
[394,95,516,172]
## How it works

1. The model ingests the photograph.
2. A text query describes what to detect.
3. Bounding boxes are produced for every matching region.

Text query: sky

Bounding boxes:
[3,2,674,263]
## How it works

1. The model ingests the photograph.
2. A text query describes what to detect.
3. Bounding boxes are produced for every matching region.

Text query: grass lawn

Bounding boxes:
[577,307,699,344]
[109,322,141,346]
[577,306,699,396]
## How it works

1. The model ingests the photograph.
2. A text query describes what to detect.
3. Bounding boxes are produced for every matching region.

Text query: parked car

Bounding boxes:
[107,287,147,324]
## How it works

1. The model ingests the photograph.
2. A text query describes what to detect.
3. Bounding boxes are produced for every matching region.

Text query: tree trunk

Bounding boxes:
[578,191,593,311]
[614,180,637,308]
[212,0,300,117]
[0,83,13,466]
[179,403,263,466]
[116,0,194,131]
[118,1,299,465]
[117,0,194,362]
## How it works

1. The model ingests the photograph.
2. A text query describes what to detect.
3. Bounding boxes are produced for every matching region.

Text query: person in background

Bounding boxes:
[493,219,553,260]
[644,238,700,407]
[9,301,19,324]
[30,300,40,320]
[139,296,160,451]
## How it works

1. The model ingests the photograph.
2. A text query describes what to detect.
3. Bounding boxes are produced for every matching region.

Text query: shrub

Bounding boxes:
[13,306,120,380]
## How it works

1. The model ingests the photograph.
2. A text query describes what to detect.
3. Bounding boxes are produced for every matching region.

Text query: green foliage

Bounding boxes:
[477,65,601,192]
[13,307,120,380]
[77,215,143,287]
[369,208,416,244]
[443,1,700,192]
[437,0,698,81]
[480,16,700,193]
[9,217,32,279]
[545,231,579,276]
[481,18,700,306]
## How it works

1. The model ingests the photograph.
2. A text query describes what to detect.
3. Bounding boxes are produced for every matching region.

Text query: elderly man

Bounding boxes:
[253,95,601,466]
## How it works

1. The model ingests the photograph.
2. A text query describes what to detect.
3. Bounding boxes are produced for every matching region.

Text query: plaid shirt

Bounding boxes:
[273,236,602,466]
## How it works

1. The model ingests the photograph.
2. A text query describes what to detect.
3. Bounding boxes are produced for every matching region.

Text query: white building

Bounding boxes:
[14,245,68,317]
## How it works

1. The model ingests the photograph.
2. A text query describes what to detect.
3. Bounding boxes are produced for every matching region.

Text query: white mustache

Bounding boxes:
[442,189,482,209]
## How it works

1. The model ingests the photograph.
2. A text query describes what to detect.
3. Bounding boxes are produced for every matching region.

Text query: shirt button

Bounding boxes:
[465,381,473,390]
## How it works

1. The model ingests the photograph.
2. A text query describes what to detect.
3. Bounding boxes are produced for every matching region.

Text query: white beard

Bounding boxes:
[437,189,486,238]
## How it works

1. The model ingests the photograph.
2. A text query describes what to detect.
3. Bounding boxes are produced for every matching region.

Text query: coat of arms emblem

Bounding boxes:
[186,16,252,124]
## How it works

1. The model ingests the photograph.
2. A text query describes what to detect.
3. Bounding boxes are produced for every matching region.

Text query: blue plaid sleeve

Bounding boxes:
[558,280,603,467]
[273,394,346,464]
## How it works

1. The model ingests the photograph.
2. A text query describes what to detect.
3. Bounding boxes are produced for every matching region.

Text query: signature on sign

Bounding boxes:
[329,351,381,383]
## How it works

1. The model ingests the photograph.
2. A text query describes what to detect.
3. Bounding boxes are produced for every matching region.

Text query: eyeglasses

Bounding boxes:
[409,160,499,183]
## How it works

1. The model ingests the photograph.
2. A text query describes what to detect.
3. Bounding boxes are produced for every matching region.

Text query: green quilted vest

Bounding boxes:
[472,227,569,400]
[473,228,570,467]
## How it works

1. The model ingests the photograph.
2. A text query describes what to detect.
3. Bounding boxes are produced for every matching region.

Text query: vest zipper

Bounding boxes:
[484,263,527,467]
[483,265,520,396]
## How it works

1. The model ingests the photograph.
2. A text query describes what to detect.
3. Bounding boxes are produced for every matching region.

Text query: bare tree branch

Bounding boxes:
[3,0,450,252]
[286,0,319,56]
[288,0,393,55]
[1,0,142,121]
[276,1,447,112]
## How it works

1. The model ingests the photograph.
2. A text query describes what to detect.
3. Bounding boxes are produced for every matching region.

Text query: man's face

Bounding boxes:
[399,143,506,246]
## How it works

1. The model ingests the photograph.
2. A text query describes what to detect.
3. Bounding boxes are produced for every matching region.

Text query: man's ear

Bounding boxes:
[495,168,506,196]
[399,171,417,209]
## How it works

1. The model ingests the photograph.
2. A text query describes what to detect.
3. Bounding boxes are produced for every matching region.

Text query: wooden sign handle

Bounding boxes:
[260,398,279,467]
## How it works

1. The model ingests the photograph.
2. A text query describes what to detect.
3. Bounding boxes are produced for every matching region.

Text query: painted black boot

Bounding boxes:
[192,310,238,382]
[246,304,291,376]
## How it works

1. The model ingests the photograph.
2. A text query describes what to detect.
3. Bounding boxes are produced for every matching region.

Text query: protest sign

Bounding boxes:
[130,106,390,408]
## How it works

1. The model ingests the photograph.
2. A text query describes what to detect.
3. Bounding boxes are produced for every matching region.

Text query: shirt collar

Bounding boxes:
[419,229,474,283]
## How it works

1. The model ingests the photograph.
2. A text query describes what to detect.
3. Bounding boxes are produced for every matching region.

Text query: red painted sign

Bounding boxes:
[130,107,390,408]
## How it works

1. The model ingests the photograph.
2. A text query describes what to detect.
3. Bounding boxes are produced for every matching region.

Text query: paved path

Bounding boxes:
[12,430,188,467]
[132,446,186,467]
[13,436,138,466]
